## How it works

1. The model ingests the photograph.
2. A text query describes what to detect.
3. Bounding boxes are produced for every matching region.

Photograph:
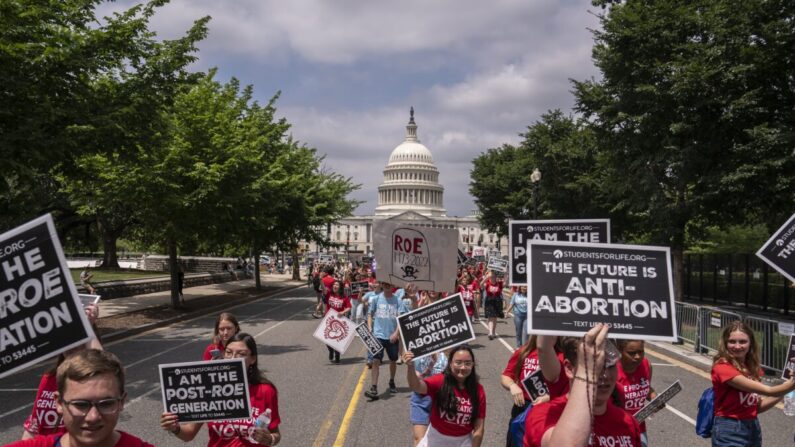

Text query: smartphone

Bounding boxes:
[210,349,222,360]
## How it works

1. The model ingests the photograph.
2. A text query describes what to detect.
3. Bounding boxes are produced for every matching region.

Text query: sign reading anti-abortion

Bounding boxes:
[509,219,610,286]
[398,293,476,359]
[756,213,795,283]
[783,335,795,380]
[159,358,251,423]
[355,323,384,356]
[313,310,357,354]
[487,257,509,275]
[350,281,369,294]
[373,222,458,292]
[521,369,549,401]
[527,241,677,341]
[634,380,681,423]
[0,214,94,379]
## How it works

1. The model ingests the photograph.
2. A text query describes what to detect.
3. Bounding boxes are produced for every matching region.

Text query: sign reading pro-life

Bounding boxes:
[373,221,458,292]
[159,358,251,423]
[0,214,94,379]
[527,241,677,341]
[756,213,795,283]
[398,293,476,359]
[509,219,610,286]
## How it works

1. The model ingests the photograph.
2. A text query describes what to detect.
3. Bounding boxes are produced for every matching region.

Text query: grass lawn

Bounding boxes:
[70,268,168,284]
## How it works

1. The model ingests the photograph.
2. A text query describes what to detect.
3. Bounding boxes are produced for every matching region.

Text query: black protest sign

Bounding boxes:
[783,335,795,380]
[509,219,610,286]
[521,369,549,401]
[527,241,677,341]
[159,358,251,423]
[362,256,374,265]
[457,249,468,266]
[634,380,681,423]
[756,213,795,283]
[487,257,509,274]
[355,323,383,356]
[350,281,369,294]
[398,293,476,359]
[0,214,94,379]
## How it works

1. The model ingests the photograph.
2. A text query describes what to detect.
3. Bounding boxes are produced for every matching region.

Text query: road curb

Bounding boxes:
[100,282,308,343]
[647,341,712,373]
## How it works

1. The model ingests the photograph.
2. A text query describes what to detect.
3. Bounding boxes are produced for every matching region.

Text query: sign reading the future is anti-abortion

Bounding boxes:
[0,214,94,379]
[373,221,458,292]
[756,213,795,283]
[159,359,251,423]
[398,293,475,359]
[527,241,677,341]
[509,219,610,286]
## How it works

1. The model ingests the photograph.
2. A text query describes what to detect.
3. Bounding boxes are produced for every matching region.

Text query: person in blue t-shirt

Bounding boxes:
[506,285,529,348]
[365,281,404,400]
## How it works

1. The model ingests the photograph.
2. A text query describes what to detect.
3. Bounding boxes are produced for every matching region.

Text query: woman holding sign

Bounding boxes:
[202,313,241,360]
[161,333,281,446]
[615,339,657,447]
[480,270,504,340]
[710,321,795,446]
[404,345,486,447]
[325,280,352,364]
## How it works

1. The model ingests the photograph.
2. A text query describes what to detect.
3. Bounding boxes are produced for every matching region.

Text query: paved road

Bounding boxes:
[1,286,793,446]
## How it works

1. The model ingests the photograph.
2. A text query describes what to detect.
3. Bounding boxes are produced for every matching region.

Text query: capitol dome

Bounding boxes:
[374,108,446,217]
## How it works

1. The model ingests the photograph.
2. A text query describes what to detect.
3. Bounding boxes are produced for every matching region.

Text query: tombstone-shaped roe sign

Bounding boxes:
[373,221,457,292]
[527,240,677,341]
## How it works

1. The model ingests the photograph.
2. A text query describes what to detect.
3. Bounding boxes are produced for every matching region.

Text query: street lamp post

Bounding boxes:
[531,168,542,219]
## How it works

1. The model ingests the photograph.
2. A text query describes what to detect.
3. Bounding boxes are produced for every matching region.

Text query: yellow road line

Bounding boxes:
[312,346,367,447]
[333,366,369,446]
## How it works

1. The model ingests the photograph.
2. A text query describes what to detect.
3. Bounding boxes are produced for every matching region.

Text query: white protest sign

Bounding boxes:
[373,221,458,292]
[313,310,357,354]
[0,214,95,379]
[756,213,795,283]
[159,358,251,423]
[509,219,611,286]
[527,240,677,341]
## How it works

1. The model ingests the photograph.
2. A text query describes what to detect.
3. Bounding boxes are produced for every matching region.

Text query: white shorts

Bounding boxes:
[417,424,472,447]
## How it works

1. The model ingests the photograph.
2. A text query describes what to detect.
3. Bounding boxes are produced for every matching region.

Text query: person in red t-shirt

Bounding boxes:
[524,325,642,447]
[8,349,154,447]
[457,275,477,319]
[480,270,504,340]
[325,280,352,363]
[202,312,241,361]
[615,339,657,447]
[405,345,486,447]
[162,333,282,446]
[710,321,795,445]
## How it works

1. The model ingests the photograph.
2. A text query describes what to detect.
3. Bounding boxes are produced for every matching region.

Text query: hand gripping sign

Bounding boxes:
[373,221,457,292]
[313,310,357,354]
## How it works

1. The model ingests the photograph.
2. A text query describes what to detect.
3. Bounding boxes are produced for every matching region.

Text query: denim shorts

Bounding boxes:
[712,416,761,447]
[409,392,432,425]
[372,338,399,362]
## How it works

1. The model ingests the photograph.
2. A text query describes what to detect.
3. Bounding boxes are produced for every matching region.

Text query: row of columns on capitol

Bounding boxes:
[379,189,442,205]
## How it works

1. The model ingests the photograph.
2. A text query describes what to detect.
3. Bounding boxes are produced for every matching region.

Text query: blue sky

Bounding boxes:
[100,0,602,217]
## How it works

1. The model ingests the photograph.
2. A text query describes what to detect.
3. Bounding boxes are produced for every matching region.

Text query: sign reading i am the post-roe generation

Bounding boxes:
[509,219,610,286]
[398,293,476,359]
[527,240,677,341]
[756,213,795,283]
[0,214,94,379]
[159,358,251,423]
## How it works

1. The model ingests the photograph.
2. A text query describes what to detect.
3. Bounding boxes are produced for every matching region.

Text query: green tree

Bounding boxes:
[574,0,795,298]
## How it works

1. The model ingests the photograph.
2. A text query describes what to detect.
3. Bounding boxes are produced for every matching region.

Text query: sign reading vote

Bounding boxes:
[0,214,94,379]
[521,369,549,401]
[634,380,681,423]
[509,219,610,286]
[756,213,795,283]
[527,241,677,341]
[159,358,251,423]
[398,293,476,359]
[783,335,795,380]
[355,323,384,356]
[373,221,458,292]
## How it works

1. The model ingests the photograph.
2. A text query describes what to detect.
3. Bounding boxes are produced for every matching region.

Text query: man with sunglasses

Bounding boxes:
[8,349,153,447]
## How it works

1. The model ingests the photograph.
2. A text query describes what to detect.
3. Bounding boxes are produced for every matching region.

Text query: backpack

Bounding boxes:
[695,387,714,438]
[508,402,533,447]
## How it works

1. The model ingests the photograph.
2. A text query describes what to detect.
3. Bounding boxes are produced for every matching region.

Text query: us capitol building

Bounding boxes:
[304,108,507,258]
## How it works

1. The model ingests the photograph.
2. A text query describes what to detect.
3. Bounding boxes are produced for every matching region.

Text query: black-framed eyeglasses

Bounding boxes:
[61,398,123,416]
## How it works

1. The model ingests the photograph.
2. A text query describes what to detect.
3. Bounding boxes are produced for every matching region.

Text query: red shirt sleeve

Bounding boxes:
[502,349,521,380]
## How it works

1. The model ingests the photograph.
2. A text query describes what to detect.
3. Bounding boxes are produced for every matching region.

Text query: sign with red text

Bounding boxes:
[0,214,94,379]
[313,310,357,354]
[509,219,610,286]
[756,213,795,283]
[159,358,251,423]
[527,241,677,341]
[373,221,458,292]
